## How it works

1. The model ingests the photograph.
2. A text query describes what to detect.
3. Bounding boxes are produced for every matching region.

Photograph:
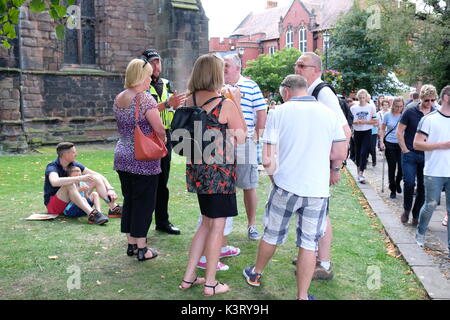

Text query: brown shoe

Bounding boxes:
[400,211,410,224]
[412,218,419,226]
[312,262,334,281]
[108,205,122,218]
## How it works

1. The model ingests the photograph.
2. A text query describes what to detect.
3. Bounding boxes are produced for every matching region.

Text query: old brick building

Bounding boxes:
[209,0,353,68]
[0,0,208,152]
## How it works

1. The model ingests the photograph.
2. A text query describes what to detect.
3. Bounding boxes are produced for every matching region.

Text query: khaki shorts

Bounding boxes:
[235,138,259,189]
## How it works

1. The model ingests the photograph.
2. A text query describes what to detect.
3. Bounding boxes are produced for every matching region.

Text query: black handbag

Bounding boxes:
[170,95,224,159]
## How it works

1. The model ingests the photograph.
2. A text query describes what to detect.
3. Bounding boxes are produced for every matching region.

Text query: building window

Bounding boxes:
[286,28,293,49]
[64,0,96,65]
[268,46,276,54]
[299,27,307,53]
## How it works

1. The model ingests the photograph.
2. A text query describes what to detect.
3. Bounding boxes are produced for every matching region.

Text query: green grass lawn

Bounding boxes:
[0,145,428,300]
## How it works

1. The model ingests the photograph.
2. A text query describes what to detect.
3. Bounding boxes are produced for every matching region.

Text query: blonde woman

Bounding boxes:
[350,89,378,183]
[113,58,166,261]
[379,97,405,199]
[179,54,247,296]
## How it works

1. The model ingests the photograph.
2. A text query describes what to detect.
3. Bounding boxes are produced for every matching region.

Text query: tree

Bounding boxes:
[0,0,75,49]
[243,47,302,98]
[369,0,450,91]
[328,3,400,96]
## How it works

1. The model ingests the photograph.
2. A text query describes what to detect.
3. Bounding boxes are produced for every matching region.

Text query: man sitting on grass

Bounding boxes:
[44,142,122,225]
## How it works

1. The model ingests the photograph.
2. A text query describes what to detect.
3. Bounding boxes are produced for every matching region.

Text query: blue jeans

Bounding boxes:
[401,151,424,219]
[417,176,450,250]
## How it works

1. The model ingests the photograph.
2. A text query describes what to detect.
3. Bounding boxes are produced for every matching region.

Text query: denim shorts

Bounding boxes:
[262,184,329,251]
[64,199,94,218]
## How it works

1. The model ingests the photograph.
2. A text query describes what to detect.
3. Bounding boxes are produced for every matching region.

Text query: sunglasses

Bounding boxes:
[294,63,315,69]
[142,58,148,69]
[423,99,436,103]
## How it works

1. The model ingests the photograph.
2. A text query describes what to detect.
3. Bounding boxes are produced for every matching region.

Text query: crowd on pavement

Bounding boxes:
[42,49,449,300]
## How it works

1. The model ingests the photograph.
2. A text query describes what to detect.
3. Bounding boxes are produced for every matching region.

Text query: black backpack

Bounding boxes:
[312,82,353,128]
[170,95,225,161]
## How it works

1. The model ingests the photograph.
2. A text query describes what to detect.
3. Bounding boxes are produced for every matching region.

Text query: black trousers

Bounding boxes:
[353,129,372,172]
[367,133,377,164]
[118,171,158,238]
[384,141,402,192]
[154,129,172,227]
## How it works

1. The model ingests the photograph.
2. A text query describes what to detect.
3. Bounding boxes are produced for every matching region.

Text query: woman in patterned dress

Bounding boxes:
[178,54,247,296]
[113,59,166,262]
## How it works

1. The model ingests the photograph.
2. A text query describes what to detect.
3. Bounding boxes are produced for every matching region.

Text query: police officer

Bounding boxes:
[142,49,187,235]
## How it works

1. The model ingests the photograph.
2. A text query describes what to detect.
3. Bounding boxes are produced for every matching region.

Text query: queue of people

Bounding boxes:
[42,49,449,299]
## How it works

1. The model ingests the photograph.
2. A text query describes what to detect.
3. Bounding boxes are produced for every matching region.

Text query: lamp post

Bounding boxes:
[323,31,330,70]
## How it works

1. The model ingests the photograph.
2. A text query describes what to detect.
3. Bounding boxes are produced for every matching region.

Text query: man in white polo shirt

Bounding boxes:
[293,52,351,280]
[413,85,450,257]
[224,53,268,240]
[243,75,347,299]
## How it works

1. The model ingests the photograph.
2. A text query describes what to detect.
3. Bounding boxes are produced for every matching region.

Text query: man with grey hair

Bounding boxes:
[224,53,268,241]
[293,52,351,280]
[243,74,347,300]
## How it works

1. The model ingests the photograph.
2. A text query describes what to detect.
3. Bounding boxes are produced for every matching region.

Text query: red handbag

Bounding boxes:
[134,95,168,161]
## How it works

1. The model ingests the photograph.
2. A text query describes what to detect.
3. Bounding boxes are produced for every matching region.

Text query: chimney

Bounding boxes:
[266,1,278,9]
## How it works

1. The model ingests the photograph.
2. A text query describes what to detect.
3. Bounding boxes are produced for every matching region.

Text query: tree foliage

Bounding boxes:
[0,0,74,49]
[369,0,450,91]
[327,3,400,96]
[243,47,302,97]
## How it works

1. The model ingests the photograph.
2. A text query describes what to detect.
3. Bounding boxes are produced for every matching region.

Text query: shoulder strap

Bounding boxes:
[201,96,223,107]
[135,94,140,122]
[312,81,336,99]
[192,92,197,106]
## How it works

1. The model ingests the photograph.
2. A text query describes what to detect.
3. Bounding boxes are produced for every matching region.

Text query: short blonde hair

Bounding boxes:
[124,58,153,89]
[188,54,224,93]
[357,89,369,100]
[420,84,437,100]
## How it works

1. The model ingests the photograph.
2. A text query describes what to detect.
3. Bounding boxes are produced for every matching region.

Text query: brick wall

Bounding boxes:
[0,0,208,152]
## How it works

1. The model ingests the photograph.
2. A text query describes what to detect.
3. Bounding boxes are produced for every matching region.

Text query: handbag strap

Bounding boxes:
[135,94,141,123]
[384,119,400,141]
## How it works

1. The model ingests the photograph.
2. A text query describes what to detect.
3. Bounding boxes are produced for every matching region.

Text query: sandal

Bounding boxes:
[203,281,229,297]
[179,276,206,290]
[137,247,158,261]
[127,244,137,256]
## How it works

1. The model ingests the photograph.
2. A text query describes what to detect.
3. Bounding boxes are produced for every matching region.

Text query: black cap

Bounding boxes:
[142,49,161,62]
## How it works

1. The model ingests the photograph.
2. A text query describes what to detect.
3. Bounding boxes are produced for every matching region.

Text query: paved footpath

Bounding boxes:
[346,151,450,300]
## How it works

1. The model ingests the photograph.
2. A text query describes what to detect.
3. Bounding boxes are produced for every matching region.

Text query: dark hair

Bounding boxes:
[412,92,419,100]
[56,142,74,157]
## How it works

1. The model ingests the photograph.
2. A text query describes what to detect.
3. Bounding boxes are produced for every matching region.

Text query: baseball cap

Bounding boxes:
[142,49,161,62]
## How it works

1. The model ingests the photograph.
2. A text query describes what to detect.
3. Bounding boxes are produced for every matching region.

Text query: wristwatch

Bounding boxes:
[330,167,340,172]
[164,100,171,109]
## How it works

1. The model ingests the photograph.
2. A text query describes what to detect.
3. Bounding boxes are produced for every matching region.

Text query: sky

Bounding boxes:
[201,0,294,38]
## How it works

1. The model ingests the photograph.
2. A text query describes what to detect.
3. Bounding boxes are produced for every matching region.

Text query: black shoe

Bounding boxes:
[137,247,158,261]
[390,191,396,199]
[88,209,108,225]
[156,223,181,235]
[396,185,402,194]
[127,244,137,256]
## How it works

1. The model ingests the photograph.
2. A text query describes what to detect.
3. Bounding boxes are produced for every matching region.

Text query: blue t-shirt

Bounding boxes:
[382,112,402,143]
[44,158,85,205]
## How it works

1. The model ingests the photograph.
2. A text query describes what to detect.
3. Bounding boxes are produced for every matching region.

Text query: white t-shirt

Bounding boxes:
[351,104,377,131]
[236,76,267,138]
[261,96,346,197]
[416,110,450,177]
[308,78,348,127]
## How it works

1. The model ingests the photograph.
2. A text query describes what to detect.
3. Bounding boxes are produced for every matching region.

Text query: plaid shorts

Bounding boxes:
[262,184,329,251]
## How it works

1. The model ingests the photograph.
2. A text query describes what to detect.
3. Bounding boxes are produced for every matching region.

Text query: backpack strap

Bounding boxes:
[311,81,337,99]
[200,96,223,107]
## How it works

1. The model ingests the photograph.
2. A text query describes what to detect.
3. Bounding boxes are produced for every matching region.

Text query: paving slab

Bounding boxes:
[346,159,450,299]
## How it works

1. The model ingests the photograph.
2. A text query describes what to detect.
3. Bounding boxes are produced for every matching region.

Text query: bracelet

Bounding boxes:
[330,166,340,172]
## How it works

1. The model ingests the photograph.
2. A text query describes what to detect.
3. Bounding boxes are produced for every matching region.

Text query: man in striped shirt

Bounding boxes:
[224,54,268,240]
